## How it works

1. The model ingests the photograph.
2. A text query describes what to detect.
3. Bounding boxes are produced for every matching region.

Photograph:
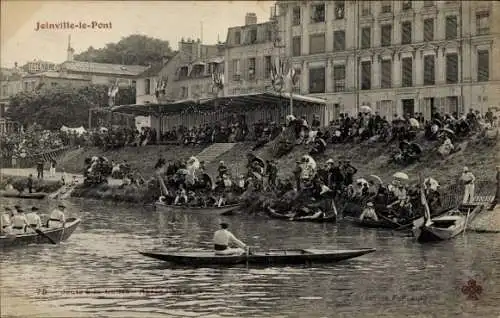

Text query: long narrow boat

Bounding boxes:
[154,201,240,216]
[265,206,337,223]
[139,248,376,266]
[342,216,402,229]
[0,191,47,199]
[0,217,81,249]
[412,205,483,243]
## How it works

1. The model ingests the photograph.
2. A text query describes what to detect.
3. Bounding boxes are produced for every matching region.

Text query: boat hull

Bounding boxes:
[154,202,240,215]
[342,216,400,229]
[0,218,81,249]
[0,191,47,199]
[139,248,376,266]
[264,200,337,223]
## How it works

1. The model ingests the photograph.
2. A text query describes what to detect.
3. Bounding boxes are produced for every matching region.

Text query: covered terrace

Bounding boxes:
[109,92,329,138]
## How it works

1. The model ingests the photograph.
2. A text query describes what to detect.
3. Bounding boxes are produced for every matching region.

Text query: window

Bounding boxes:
[145,79,151,94]
[361,61,371,90]
[381,1,392,14]
[477,50,489,82]
[446,53,458,84]
[333,65,345,92]
[381,59,392,88]
[424,1,434,7]
[361,2,370,16]
[292,36,301,56]
[402,1,411,10]
[311,3,325,23]
[445,16,457,40]
[234,31,241,44]
[335,1,345,20]
[293,67,302,93]
[401,57,413,87]
[309,67,325,93]
[248,58,256,79]
[361,27,371,49]
[424,19,434,42]
[51,82,57,87]
[333,30,346,51]
[292,6,301,25]
[249,28,257,44]
[310,33,326,54]
[401,21,412,44]
[476,12,490,35]
[264,56,272,79]
[381,24,392,47]
[232,59,240,80]
[424,55,435,85]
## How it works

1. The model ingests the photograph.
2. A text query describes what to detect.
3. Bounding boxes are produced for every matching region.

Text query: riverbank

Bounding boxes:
[469,206,500,233]
[0,174,63,194]
[70,183,158,204]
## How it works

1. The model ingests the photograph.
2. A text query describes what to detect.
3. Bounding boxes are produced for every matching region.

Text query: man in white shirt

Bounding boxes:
[26,206,43,231]
[460,167,476,204]
[11,208,29,234]
[213,223,247,255]
[48,204,66,228]
[1,207,14,234]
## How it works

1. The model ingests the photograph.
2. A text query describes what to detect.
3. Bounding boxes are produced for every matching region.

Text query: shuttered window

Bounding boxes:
[381,59,391,88]
[361,61,371,90]
[309,67,325,93]
[292,36,301,56]
[311,3,325,23]
[361,27,371,49]
[401,57,413,87]
[424,55,435,85]
[381,24,392,47]
[401,21,412,44]
[310,33,325,54]
[446,53,458,84]
[424,19,434,42]
[333,30,346,51]
[445,16,457,40]
[333,65,345,92]
[477,50,489,82]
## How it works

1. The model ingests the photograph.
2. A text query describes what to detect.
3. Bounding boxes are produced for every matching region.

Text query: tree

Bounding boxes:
[6,85,109,130]
[74,35,173,66]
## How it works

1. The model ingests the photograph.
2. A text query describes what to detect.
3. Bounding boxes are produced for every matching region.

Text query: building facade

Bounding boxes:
[277,0,499,121]
[21,71,91,91]
[224,13,281,96]
[21,60,57,74]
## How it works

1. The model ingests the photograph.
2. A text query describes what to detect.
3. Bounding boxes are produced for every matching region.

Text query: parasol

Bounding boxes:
[424,177,439,189]
[368,175,383,185]
[252,155,265,168]
[440,128,455,135]
[360,105,372,113]
[392,172,409,181]
[409,118,420,128]
[356,178,368,185]
[302,155,317,171]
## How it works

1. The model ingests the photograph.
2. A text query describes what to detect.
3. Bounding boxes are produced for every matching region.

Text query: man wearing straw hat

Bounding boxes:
[48,204,66,228]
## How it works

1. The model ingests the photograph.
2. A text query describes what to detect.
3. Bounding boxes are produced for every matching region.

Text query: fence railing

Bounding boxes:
[0,146,73,169]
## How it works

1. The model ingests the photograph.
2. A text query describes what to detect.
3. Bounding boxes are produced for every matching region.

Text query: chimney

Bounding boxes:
[245,13,257,25]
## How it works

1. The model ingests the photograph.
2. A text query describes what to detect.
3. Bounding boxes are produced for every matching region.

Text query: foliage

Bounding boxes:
[0,176,62,193]
[6,84,108,130]
[74,35,173,66]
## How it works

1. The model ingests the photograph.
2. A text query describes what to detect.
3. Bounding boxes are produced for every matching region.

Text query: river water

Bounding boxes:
[1,198,499,318]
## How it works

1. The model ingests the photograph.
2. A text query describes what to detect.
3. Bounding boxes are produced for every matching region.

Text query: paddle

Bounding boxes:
[30,225,57,245]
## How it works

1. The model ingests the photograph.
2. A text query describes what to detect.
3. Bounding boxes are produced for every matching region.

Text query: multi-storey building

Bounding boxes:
[224,13,281,96]
[277,0,499,121]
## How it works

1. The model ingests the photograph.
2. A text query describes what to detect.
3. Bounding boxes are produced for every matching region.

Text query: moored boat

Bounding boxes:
[0,217,81,249]
[0,191,47,199]
[342,216,402,229]
[154,201,240,216]
[265,206,337,223]
[412,205,483,243]
[139,248,376,266]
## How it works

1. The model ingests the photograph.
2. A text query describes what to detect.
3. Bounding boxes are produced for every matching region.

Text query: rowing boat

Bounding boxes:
[0,191,47,199]
[265,206,337,223]
[412,205,483,243]
[154,201,240,216]
[139,248,376,266]
[342,216,402,229]
[0,217,81,249]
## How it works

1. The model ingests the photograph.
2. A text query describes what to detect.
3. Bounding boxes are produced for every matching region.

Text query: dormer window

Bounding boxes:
[249,28,257,44]
[311,3,325,23]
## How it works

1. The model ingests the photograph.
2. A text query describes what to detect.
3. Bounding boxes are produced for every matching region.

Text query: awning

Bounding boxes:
[207,57,224,64]
[110,92,327,117]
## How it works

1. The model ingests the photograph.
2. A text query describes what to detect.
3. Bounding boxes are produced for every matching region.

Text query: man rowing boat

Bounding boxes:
[213,222,248,255]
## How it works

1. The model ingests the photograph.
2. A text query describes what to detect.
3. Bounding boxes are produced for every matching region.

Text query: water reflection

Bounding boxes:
[1,198,499,317]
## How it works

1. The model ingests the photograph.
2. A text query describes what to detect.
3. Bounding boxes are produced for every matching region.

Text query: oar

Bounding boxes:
[377,213,403,227]
[30,225,57,245]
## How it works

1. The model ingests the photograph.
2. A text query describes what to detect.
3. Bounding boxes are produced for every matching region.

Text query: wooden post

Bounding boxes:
[88,109,92,129]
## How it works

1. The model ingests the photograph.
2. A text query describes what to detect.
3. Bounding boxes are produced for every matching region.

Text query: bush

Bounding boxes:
[70,183,157,204]
[0,176,62,193]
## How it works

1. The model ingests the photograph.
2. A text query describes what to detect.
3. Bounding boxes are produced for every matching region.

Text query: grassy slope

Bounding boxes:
[58,133,498,187]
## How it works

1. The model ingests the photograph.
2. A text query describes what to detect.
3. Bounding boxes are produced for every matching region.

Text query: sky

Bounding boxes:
[1,0,273,68]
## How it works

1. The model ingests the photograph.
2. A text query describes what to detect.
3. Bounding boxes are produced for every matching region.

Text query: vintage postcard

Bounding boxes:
[1,1,499,317]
